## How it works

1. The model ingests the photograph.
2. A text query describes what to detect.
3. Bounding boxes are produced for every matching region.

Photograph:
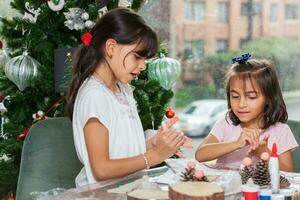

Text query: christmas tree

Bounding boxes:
[0,0,177,196]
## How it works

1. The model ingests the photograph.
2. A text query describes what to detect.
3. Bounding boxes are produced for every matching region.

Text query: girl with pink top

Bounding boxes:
[195,53,298,172]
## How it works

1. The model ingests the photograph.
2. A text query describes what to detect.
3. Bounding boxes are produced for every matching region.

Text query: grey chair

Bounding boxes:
[287,120,300,173]
[16,117,82,200]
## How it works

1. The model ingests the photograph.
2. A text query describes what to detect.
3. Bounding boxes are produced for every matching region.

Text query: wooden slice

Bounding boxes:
[169,182,224,200]
[127,189,168,200]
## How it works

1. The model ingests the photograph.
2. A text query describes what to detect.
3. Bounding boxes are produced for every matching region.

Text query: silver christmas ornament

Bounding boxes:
[64,8,92,30]
[4,52,41,91]
[85,20,95,29]
[81,12,89,20]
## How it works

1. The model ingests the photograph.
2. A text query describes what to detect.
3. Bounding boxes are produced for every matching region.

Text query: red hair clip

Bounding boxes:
[81,33,93,46]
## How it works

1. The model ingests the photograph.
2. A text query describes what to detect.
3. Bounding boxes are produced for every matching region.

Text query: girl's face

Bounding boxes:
[229,76,266,128]
[109,42,146,84]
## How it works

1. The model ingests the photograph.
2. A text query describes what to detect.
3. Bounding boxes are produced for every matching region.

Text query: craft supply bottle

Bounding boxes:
[271,194,284,200]
[259,188,272,200]
[280,189,293,200]
[241,178,259,200]
[269,143,279,193]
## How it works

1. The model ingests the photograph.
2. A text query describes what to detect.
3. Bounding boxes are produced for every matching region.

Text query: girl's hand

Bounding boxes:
[154,128,186,159]
[248,132,270,158]
[236,128,260,149]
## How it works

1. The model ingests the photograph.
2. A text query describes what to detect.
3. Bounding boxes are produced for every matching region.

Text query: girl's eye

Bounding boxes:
[231,95,239,99]
[248,96,257,99]
[134,54,141,59]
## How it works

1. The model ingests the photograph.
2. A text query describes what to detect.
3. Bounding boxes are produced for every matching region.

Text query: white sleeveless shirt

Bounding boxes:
[72,76,146,188]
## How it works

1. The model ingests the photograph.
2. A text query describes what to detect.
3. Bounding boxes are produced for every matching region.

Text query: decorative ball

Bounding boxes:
[4,52,41,91]
[260,152,270,161]
[194,170,204,179]
[81,12,89,20]
[187,161,196,169]
[85,20,95,29]
[165,107,175,118]
[47,0,65,11]
[242,157,253,166]
[148,55,181,90]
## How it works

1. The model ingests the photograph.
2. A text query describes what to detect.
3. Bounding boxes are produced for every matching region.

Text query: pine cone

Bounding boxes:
[181,167,196,181]
[293,191,300,200]
[239,166,255,184]
[180,168,209,182]
[279,175,290,188]
[253,159,270,186]
[192,175,209,182]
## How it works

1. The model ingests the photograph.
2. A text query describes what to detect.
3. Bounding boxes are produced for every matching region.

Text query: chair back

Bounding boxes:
[16,117,82,200]
[287,120,300,173]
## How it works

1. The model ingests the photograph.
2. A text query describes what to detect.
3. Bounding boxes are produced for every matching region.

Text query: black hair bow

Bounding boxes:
[231,53,252,64]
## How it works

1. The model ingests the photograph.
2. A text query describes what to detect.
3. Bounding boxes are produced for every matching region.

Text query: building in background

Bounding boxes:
[168,0,300,82]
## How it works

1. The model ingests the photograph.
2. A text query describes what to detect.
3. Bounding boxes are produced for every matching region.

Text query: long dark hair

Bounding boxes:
[67,8,158,119]
[225,59,288,129]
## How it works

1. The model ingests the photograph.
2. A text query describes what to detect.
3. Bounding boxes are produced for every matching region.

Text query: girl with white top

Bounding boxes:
[67,8,187,187]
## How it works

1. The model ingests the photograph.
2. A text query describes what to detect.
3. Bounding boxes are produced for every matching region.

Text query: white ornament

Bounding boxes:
[37,110,44,116]
[23,2,41,23]
[81,12,89,20]
[64,8,91,30]
[0,154,10,162]
[98,6,108,18]
[118,0,131,7]
[0,49,9,69]
[47,0,65,12]
[0,102,7,114]
[74,23,85,30]
[64,20,74,30]
[85,20,95,29]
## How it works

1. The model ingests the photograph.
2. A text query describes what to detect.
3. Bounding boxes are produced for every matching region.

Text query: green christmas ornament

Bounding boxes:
[4,52,40,91]
[148,55,181,90]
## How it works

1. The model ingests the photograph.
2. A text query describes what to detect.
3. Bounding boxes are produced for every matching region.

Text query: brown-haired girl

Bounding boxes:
[195,53,298,172]
[68,8,187,187]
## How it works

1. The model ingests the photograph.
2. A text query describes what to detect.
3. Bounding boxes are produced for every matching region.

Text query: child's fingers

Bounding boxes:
[183,141,193,148]
[162,116,179,131]
[175,151,185,158]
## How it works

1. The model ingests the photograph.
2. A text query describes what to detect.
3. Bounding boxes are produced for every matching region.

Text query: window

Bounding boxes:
[241,2,261,16]
[184,0,205,21]
[184,40,205,60]
[285,4,298,20]
[216,39,228,53]
[270,3,277,22]
[217,2,228,23]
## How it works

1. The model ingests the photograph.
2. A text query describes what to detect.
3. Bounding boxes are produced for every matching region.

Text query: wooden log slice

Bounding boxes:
[127,189,168,200]
[169,182,224,200]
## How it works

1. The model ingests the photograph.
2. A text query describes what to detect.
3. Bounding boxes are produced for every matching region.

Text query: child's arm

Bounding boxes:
[278,150,294,172]
[84,118,186,181]
[195,134,241,162]
[195,128,259,162]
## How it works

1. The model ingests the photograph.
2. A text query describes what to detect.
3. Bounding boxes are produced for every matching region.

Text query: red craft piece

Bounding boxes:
[165,107,175,118]
[0,40,3,49]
